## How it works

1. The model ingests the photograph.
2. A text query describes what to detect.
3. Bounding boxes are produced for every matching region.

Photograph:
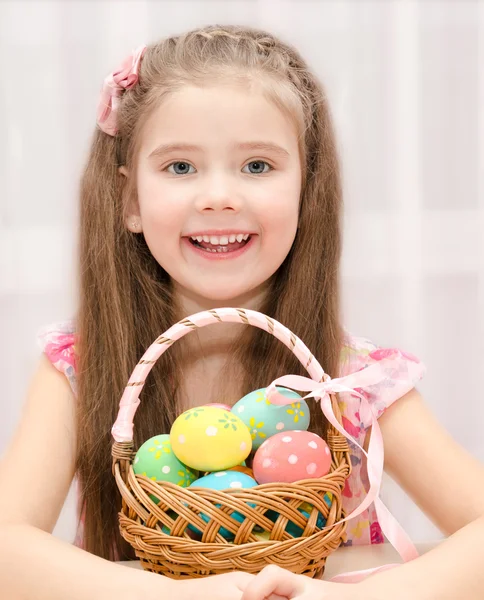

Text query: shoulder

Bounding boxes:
[37,320,77,395]
[340,330,423,374]
[338,330,426,429]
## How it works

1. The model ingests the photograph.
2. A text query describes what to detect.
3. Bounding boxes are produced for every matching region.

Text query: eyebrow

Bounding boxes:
[147,141,291,160]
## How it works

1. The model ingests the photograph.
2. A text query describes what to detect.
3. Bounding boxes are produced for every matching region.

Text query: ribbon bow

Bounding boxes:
[266,366,419,583]
[96,45,147,136]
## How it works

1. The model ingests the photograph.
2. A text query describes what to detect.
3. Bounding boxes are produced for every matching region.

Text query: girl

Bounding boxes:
[0,23,483,600]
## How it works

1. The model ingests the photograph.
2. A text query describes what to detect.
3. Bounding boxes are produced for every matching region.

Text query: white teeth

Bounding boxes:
[190,233,252,246]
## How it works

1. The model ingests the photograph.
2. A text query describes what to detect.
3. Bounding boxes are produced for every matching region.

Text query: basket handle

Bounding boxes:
[112,307,326,443]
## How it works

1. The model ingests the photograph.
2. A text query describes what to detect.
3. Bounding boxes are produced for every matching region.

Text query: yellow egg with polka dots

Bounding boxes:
[170,407,252,472]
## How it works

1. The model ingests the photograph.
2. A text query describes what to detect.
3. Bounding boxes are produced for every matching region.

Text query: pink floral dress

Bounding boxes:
[37,320,425,549]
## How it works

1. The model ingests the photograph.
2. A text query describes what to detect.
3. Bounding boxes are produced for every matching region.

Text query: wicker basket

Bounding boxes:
[111,308,352,579]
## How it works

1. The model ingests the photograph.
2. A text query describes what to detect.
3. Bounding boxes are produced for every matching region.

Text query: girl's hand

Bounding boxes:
[241,565,380,600]
[176,570,257,600]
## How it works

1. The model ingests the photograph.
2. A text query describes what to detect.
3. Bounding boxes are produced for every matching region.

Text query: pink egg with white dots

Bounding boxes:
[252,430,331,484]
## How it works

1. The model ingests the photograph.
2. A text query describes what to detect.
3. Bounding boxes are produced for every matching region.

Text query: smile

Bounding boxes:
[189,233,251,253]
[182,234,256,260]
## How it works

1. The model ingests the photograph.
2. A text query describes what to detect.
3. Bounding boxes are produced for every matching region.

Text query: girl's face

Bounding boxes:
[125,83,302,308]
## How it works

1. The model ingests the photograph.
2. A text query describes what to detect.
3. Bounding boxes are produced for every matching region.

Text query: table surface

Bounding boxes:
[118,541,440,580]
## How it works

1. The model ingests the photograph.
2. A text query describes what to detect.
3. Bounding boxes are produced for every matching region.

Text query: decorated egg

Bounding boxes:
[267,492,333,537]
[204,402,232,411]
[203,459,248,477]
[232,387,310,450]
[170,407,252,472]
[227,465,254,477]
[133,434,199,500]
[252,430,332,484]
[188,471,258,540]
[253,529,272,541]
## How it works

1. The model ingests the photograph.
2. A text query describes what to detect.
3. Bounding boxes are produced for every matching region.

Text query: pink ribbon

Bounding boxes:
[43,333,77,371]
[267,371,419,583]
[96,44,147,136]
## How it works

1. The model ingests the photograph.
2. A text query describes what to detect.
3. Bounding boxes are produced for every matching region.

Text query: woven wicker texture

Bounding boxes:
[111,308,351,579]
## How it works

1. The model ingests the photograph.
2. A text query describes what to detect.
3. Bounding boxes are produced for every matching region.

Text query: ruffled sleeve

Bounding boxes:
[339,332,426,431]
[37,320,78,396]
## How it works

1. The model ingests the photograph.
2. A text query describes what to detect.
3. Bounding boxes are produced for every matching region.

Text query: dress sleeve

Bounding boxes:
[339,332,426,430]
[37,320,78,396]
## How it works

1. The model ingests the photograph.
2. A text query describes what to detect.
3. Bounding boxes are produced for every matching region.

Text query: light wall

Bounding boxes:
[1,0,482,544]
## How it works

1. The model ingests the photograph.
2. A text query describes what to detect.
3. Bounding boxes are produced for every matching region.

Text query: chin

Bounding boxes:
[193,286,255,306]
[182,277,272,309]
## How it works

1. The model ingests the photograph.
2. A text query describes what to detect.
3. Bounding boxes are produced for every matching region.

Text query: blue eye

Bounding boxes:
[165,160,273,176]
[166,162,196,175]
[242,161,272,175]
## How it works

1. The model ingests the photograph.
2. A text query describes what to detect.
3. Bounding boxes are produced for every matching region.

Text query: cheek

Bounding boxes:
[137,180,185,231]
[257,186,300,236]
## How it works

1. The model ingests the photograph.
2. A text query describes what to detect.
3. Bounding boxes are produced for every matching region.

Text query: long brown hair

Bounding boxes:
[76,24,344,560]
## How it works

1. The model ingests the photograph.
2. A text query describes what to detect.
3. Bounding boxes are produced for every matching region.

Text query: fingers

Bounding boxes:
[241,565,303,600]
[235,571,256,591]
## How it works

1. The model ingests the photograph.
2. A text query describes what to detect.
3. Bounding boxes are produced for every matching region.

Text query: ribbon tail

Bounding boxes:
[374,498,419,562]
[329,563,401,584]
[266,372,420,571]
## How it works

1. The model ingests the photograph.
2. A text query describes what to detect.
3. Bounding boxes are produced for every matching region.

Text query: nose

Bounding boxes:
[194,172,243,213]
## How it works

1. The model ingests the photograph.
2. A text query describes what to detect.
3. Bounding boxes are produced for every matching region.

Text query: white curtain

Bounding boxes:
[1,0,482,544]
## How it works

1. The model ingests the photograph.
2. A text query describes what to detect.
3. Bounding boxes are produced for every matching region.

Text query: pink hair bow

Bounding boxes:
[96,44,147,136]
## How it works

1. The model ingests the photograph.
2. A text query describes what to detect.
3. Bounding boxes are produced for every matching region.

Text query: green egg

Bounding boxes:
[232,387,310,450]
[133,434,198,502]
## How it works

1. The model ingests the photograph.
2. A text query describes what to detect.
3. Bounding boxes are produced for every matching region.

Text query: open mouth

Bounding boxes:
[188,234,252,254]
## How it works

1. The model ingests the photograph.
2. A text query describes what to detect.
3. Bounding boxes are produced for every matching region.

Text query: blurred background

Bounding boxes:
[1,0,483,545]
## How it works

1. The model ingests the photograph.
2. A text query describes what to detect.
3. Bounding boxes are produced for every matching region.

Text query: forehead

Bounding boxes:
[138,83,300,155]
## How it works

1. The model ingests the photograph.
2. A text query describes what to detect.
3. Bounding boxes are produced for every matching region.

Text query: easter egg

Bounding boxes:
[232,387,310,450]
[170,407,252,472]
[188,471,258,540]
[203,460,247,477]
[252,430,331,484]
[227,465,254,477]
[267,492,333,537]
[204,403,232,411]
[253,530,272,541]
[133,434,199,499]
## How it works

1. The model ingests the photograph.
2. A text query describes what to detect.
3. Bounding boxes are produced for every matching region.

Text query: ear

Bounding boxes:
[119,166,143,233]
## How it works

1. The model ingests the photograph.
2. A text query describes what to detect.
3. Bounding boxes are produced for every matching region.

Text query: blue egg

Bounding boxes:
[188,471,258,539]
[267,492,333,538]
[232,387,310,450]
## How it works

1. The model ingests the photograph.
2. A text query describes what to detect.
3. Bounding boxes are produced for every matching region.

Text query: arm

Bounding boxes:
[0,522,178,600]
[242,388,484,600]
[0,355,176,600]
[360,388,484,600]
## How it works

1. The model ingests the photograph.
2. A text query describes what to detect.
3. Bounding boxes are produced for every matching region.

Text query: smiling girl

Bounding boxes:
[0,24,483,600]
